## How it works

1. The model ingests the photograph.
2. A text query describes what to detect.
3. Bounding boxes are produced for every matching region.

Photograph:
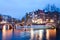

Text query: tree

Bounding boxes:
[44,4,60,12]
[25,13,30,21]
[21,17,25,22]
[25,13,29,20]
[44,4,50,12]
[51,4,56,12]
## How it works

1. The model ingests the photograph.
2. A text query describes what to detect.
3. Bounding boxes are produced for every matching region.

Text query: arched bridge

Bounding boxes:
[0,23,24,30]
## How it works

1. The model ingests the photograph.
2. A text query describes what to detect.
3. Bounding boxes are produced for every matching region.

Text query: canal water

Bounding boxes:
[0,27,56,40]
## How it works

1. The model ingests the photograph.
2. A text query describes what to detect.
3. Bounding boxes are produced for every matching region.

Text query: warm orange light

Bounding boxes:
[30,28,34,40]
[39,30,43,40]
[49,29,56,36]
[32,19,37,23]
[2,29,12,40]
[46,19,49,21]
[50,19,54,22]
[3,25,6,30]
[46,30,49,40]
[37,19,43,24]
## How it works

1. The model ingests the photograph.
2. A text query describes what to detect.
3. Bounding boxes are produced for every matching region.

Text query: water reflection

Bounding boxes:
[30,29,56,40]
[1,28,56,40]
[30,28,34,40]
[39,30,44,40]
[46,30,49,40]
[2,29,12,40]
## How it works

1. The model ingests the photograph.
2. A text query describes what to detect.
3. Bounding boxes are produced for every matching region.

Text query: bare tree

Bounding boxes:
[44,4,60,12]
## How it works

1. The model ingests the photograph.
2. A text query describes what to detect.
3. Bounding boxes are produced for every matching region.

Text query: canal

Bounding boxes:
[0,26,56,40]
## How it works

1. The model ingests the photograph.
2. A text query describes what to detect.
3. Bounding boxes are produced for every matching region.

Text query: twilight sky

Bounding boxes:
[0,0,60,19]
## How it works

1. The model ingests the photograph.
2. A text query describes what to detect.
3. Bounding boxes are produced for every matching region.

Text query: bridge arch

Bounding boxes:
[14,23,24,29]
[3,23,13,30]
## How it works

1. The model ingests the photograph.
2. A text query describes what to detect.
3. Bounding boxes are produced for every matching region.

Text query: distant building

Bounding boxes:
[0,14,21,24]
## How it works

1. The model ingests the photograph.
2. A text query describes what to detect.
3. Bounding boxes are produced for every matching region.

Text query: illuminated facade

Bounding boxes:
[31,10,45,24]
[28,10,59,25]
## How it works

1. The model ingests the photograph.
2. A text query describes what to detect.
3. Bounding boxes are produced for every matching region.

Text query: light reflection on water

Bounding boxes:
[30,29,56,40]
[39,30,44,40]
[30,28,34,40]
[2,29,12,40]
[46,30,49,40]
[1,28,56,40]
